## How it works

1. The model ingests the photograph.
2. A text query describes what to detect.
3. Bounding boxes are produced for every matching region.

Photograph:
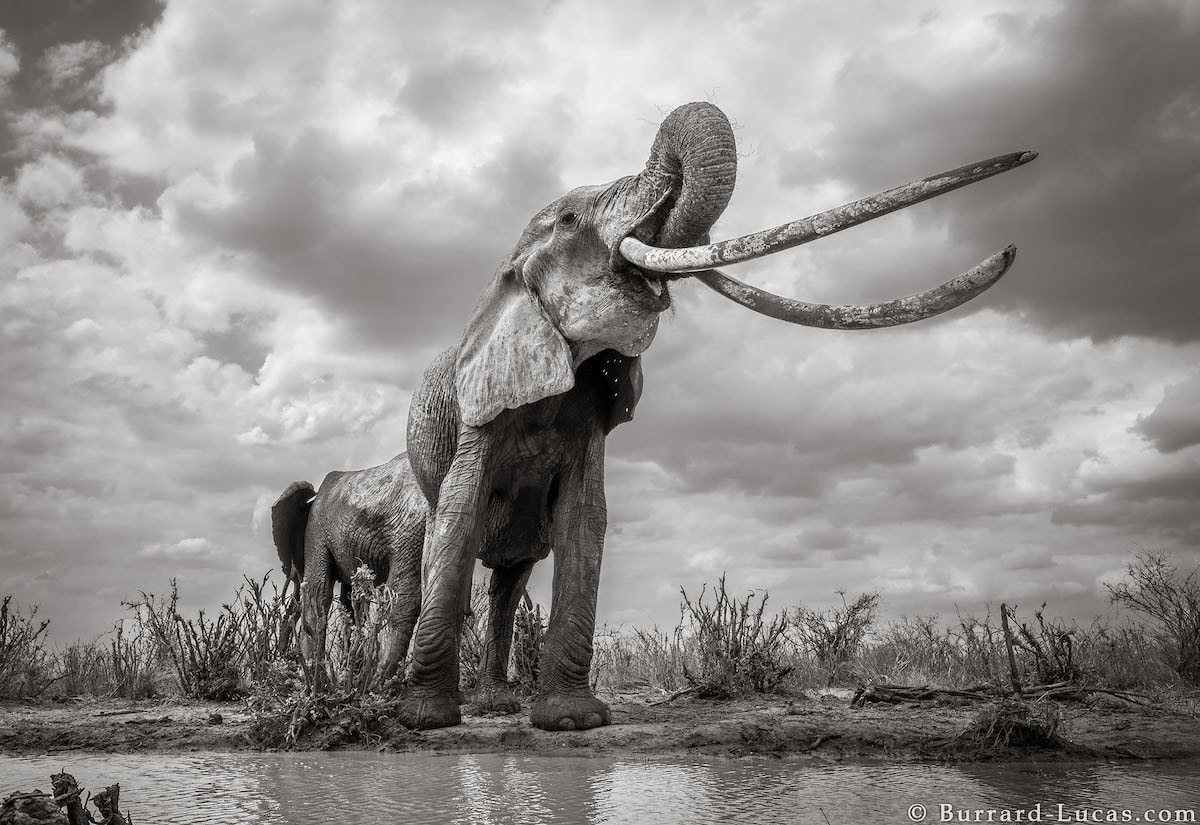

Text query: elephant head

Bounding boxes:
[454,102,1035,429]
[400,101,1036,732]
[454,102,737,429]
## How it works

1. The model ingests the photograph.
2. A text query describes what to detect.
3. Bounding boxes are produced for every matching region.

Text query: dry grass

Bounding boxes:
[593,625,689,693]
[4,549,1198,712]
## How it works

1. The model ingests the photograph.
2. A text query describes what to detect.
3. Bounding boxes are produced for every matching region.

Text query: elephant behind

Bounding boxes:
[271,452,427,683]
[272,452,550,697]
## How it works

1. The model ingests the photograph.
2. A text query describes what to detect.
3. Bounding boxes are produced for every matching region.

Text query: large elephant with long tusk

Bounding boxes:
[399,101,1036,731]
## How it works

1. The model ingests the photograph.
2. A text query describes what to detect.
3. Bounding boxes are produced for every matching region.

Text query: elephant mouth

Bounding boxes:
[613,189,685,311]
[614,259,671,310]
[619,151,1038,329]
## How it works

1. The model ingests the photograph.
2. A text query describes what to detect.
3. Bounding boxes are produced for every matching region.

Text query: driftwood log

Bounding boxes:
[0,772,130,825]
[851,681,1154,709]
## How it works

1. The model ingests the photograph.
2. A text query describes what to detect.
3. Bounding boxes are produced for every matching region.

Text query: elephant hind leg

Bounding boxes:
[300,546,337,689]
[474,560,535,714]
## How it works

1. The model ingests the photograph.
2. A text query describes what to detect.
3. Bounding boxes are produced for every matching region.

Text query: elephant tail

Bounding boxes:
[272,480,316,580]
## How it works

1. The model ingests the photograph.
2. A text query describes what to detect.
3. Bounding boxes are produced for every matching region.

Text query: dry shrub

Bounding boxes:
[235,572,294,684]
[0,596,54,698]
[125,580,242,700]
[1085,621,1178,689]
[680,575,792,698]
[1107,549,1200,684]
[248,567,403,749]
[1006,604,1082,685]
[510,592,545,695]
[792,591,879,664]
[109,611,165,699]
[951,607,1006,685]
[790,590,879,685]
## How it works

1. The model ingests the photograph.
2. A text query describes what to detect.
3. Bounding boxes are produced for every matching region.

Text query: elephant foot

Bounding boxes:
[473,681,523,714]
[395,693,461,730]
[530,692,611,731]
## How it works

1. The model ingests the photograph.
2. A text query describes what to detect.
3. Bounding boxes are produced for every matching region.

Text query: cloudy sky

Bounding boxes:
[2,0,1198,644]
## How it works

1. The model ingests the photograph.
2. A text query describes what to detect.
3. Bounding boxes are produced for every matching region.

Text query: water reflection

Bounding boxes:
[1,752,1196,825]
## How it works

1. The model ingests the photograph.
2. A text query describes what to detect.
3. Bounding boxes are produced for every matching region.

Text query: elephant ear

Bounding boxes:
[272,480,314,577]
[455,268,575,428]
[589,350,643,434]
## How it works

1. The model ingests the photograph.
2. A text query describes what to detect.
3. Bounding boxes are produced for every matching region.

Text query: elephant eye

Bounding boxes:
[557,211,579,228]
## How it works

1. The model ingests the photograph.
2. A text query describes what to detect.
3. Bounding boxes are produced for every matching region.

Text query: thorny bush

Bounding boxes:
[0,596,54,699]
[679,574,792,698]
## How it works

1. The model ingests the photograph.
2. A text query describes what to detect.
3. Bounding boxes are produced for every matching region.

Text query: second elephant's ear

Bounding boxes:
[455,269,575,428]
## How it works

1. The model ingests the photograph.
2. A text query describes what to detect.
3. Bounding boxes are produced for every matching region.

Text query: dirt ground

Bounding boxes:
[2,689,1197,762]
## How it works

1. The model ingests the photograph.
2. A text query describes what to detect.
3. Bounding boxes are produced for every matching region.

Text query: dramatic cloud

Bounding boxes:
[1137,375,1200,455]
[1,0,1197,644]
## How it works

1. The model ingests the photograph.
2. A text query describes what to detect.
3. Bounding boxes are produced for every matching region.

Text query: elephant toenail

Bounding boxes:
[559,718,577,730]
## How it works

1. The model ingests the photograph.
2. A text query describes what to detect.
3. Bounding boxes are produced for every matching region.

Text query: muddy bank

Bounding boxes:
[2,691,1197,762]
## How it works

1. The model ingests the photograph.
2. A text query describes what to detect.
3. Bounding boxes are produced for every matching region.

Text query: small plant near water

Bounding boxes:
[247,566,404,749]
[956,698,1066,753]
[678,575,792,698]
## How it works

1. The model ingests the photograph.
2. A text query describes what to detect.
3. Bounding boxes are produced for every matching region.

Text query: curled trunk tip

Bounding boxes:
[640,102,738,248]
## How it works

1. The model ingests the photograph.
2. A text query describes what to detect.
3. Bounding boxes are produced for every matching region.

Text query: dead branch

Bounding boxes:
[851,680,1162,710]
[647,686,696,706]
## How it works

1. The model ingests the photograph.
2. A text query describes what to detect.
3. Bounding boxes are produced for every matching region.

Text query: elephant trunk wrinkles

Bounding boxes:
[638,101,737,248]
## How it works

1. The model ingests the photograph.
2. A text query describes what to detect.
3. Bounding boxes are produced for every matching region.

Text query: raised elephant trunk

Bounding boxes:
[636,102,738,248]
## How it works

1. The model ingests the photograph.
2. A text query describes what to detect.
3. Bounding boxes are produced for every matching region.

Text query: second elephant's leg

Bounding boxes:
[474,560,535,713]
[531,436,611,731]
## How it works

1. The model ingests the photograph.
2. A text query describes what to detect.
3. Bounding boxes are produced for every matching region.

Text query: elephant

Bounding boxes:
[272,452,554,693]
[271,452,428,684]
[395,100,1035,731]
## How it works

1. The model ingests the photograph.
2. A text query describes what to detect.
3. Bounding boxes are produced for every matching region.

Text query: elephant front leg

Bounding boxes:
[474,560,535,714]
[531,438,612,731]
[397,439,490,730]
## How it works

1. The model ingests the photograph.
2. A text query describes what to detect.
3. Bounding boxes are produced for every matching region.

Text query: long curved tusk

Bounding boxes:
[620,151,1037,273]
[694,245,1016,329]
